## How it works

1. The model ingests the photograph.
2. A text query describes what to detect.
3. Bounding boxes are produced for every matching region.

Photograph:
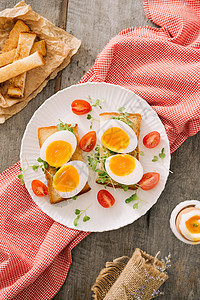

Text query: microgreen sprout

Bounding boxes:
[87,145,115,188]
[86,96,104,128]
[57,119,75,133]
[125,192,146,209]
[139,151,144,156]
[73,203,92,226]
[72,195,77,200]
[119,184,129,191]
[18,161,30,184]
[87,114,99,129]
[111,106,133,127]
[88,95,104,109]
[152,148,173,173]
[18,158,48,185]
[193,223,199,227]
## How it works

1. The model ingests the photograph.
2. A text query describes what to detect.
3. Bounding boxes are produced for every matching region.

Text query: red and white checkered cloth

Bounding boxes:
[1,0,200,299]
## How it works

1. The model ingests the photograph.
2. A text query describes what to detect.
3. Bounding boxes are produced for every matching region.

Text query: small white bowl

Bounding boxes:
[170,200,200,245]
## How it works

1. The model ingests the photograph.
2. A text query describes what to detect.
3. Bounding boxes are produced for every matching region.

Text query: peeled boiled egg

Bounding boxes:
[40,131,77,167]
[99,119,137,153]
[177,208,200,242]
[105,154,143,185]
[53,160,89,198]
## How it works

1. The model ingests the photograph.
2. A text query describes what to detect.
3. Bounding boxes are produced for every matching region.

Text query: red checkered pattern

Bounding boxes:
[1,0,200,299]
[0,162,89,299]
[80,0,200,153]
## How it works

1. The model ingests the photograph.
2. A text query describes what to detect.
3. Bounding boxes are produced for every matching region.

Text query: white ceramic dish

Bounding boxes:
[20,82,171,232]
[170,200,200,245]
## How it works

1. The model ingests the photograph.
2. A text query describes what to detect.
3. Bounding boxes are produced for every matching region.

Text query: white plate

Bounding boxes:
[20,82,171,232]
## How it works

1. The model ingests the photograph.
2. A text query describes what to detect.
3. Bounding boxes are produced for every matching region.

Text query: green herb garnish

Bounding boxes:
[86,96,104,128]
[118,106,126,112]
[111,106,133,127]
[73,204,92,227]
[152,148,173,173]
[57,119,75,133]
[86,114,99,129]
[87,145,115,188]
[119,184,129,191]
[18,160,40,185]
[125,192,145,209]
[139,151,144,156]
[193,223,199,227]
[88,96,104,109]
[72,196,78,200]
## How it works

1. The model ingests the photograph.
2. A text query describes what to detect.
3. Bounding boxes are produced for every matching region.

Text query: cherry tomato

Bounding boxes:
[143,131,161,149]
[31,180,48,197]
[71,99,91,115]
[139,172,160,190]
[97,190,115,208]
[79,131,97,152]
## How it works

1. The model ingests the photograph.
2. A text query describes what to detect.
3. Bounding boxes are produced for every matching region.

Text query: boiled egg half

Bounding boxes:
[176,208,200,242]
[40,131,77,167]
[99,119,137,153]
[105,154,143,185]
[53,160,89,198]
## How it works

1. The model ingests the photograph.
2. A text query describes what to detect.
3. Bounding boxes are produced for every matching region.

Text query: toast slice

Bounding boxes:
[96,112,142,190]
[30,40,47,56]
[0,49,16,68]
[7,32,37,98]
[0,51,45,84]
[38,125,91,204]
[2,20,30,52]
[0,40,46,68]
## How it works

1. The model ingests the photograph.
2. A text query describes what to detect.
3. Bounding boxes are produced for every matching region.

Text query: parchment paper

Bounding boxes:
[0,1,81,123]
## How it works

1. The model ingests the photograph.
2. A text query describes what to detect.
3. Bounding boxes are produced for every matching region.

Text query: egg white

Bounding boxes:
[98,119,138,153]
[105,154,143,185]
[40,130,77,166]
[179,209,200,241]
[53,160,89,198]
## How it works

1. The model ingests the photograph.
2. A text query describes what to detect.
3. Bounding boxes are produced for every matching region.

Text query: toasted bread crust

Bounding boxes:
[96,112,142,190]
[0,51,45,84]
[7,32,37,98]
[30,40,46,56]
[2,20,30,52]
[38,125,91,204]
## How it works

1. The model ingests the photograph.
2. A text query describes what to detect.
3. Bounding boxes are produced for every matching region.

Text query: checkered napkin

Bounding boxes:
[1,0,200,299]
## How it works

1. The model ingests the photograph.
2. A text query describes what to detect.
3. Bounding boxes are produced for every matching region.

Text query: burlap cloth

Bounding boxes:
[0,1,81,123]
[92,248,168,300]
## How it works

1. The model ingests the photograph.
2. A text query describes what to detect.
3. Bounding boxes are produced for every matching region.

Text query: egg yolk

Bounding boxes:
[101,127,129,152]
[46,140,73,167]
[53,165,79,192]
[185,215,200,234]
[109,154,135,176]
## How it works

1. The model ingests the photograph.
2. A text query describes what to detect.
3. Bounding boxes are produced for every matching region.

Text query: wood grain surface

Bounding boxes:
[0,1,199,300]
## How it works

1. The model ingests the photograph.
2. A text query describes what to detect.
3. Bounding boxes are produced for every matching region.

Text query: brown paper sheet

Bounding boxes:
[0,1,81,123]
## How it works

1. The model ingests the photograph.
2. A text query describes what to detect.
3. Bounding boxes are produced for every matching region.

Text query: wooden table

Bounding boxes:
[0,1,199,299]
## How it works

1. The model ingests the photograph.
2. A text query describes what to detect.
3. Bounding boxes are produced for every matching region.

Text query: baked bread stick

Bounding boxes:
[7,32,37,98]
[2,20,30,52]
[0,51,45,83]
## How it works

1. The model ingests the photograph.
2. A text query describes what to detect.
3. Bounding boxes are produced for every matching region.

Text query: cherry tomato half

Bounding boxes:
[143,131,161,149]
[97,190,115,208]
[139,172,160,190]
[79,131,97,152]
[31,180,48,197]
[71,99,91,115]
